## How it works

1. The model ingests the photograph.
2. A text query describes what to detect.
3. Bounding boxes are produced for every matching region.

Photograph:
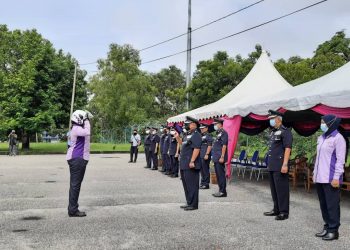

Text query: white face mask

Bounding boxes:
[152,131,157,135]
[214,125,218,131]
[146,130,150,134]
[170,131,176,135]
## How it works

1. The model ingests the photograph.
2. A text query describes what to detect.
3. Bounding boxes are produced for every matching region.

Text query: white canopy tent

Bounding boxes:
[234,60,350,116]
[168,51,292,123]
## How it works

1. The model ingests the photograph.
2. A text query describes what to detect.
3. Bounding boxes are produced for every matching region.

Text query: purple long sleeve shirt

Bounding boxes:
[313,130,345,183]
[66,120,91,161]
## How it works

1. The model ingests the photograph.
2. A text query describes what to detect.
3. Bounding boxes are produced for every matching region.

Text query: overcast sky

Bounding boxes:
[1,0,349,76]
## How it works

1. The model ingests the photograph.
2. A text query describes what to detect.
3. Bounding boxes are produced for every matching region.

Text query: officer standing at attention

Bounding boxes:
[212,118,229,197]
[150,127,160,171]
[144,127,152,169]
[199,124,213,189]
[168,127,179,178]
[264,110,293,221]
[159,126,166,173]
[175,116,202,211]
[162,126,171,175]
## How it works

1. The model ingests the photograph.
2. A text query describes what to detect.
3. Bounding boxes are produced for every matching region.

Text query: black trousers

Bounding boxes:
[200,158,210,186]
[130,146,138,162]
[214,162,226,194]
[144,145,151,167]
[170,155,179,176]
[316,183,341,232]
[162,154,170,172]
[150,151,158,169]
[180,169,200,208]
[269,171,290,215]
[68,158,88,214]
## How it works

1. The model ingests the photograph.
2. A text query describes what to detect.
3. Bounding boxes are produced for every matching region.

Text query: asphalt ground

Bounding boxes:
[0,154,349,250]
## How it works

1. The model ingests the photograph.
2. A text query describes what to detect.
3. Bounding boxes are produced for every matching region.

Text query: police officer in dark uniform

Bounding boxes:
[168,127,179,178]
[175,116,202,211]
[199,124,213,189]
[159,126,166,172]
[150,127,160,171]
[162,126,171,175]
[212,118,229,198]
[264,110,293,221]
[144,127,152,169]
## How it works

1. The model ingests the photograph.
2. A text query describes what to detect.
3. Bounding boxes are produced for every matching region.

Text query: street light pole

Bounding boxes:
[186,0,192,110]
[69,63,77,129]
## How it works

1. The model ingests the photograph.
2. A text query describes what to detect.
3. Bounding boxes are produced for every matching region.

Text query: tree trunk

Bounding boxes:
[22,130,30,150]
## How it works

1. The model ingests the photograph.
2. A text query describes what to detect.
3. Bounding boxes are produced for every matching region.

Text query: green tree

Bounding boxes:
[151,65,186,117]
[0,25,87,149]
[88,44,155,138]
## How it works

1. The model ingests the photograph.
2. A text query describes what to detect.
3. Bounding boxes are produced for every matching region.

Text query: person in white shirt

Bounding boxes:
[129,129,141,163]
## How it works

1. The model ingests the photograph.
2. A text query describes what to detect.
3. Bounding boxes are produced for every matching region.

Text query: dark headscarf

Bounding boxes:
[322,114,341,137]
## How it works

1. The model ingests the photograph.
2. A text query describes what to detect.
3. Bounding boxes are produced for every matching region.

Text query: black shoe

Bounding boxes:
[171,175,179,178]
[315,229,328,237]
[180,205,189,209]
[164,172,171,175]
[200,185,209,189]
[151,168,158,171]
[264,210,279,216]
[275,214,289,221]
[322,232,339,241]
[68,211,86,217]
[184,206,198,211]
[144,166,150,169]
[133,161,137,163]
[212,192,227,197]
[128,161,133,163]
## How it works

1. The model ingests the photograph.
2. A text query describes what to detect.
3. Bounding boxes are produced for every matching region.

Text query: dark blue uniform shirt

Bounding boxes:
[169,136,178,156]
[144,135,151,146]
[267,125,293,172]
[150,134,160,153]
[162,134,171,154]
[180,130,202,170]
[212,129,228,163]
[200,133,213,159]
[160,134,165,154]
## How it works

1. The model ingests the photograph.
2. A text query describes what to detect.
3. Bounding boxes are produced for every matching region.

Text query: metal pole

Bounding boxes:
[69,63,77,129]
[186,0,192,110]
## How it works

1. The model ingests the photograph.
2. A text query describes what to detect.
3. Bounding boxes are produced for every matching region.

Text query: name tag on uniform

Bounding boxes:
[187,135,192,140]
[274,131,281,135]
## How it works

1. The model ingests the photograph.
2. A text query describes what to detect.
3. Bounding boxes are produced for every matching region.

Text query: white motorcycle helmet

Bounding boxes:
[71,110,86,125]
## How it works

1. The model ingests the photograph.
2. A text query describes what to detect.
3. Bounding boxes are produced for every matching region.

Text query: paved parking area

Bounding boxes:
[0,154,349,249]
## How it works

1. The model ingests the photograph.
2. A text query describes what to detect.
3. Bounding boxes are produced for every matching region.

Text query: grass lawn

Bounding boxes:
[0,142,137,154]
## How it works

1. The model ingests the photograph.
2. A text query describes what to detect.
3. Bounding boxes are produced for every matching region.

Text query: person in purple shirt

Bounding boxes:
[313,114,346,241]
[66,110,93,217]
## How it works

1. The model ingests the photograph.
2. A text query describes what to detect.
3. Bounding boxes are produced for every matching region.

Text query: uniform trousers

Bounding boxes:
[316,183,341,232]
[214,162,226,194]
[68,158,88,215]
[180,169,200,208]
[269,171,290,215]
[200,158,211,186]
[170,155,179,176]
[144,145,151,167]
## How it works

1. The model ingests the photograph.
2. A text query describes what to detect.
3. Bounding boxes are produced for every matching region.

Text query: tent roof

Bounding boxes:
[237,60,350,116]
[168,51,292,123]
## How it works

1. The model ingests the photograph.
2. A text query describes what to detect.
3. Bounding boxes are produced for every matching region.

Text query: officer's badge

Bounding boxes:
[274,131,282,135]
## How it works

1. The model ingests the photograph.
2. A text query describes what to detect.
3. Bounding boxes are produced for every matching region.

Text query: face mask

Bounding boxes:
[152,131,157,135]
[146,130,150,134]
[269,119,276,127]
[214,125,218,131]
[170,131,176,136]
[183,128,187,134]
[320,124,328,133]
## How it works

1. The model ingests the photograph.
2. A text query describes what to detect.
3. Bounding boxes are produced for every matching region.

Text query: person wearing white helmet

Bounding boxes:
[66,110,93,217]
